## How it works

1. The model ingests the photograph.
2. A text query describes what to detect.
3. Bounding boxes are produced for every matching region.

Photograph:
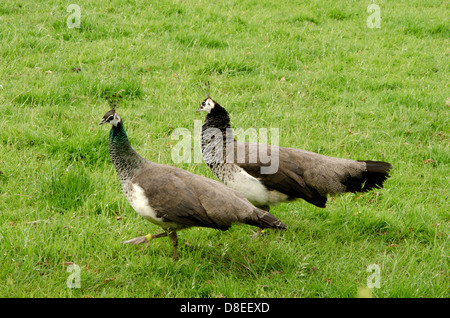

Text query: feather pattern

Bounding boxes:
[199,98,392,208]
[100,109,287,258]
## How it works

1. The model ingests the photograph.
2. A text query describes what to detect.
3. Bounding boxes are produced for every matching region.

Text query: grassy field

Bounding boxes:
[0,0,448,298]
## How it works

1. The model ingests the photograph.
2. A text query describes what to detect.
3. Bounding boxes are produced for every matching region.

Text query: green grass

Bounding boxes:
[0,0,448,298]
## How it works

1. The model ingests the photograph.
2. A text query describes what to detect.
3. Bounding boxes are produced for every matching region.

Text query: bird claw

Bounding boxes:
[250,228,264,239]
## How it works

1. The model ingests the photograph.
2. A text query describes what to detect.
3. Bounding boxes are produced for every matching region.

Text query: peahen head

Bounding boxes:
[196,97,216,114]
[99,109,129,145]
[197,97,229,120]
[99,109,121,127]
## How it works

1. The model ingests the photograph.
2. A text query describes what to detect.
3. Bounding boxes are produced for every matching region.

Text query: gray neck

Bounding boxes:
[200,126,240,183]
[201,126,235,166]
[108,123,147,184]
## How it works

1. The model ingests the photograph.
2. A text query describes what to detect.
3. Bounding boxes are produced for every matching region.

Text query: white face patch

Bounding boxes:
[200,98,216,113]
[100,112,122,126]
[110,113,121,126]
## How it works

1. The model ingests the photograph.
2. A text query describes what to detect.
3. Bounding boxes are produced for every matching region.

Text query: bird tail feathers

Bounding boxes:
[343,160,392,193]
[247,209,287,230]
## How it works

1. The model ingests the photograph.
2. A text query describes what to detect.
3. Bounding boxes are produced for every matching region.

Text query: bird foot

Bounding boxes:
[122,235,149,245]
[122,232,167,246]
[250,228,264,239]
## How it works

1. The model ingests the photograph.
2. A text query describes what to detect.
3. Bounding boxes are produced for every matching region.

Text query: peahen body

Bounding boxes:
[197,97,392,220]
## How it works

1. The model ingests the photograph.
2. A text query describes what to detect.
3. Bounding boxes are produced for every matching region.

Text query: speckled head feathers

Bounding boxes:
[99,109,121,127]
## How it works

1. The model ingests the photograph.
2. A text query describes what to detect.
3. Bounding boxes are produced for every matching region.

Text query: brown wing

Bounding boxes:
[233,141,328,207]
[132,163,283,229]
[132,164,229,229]
[233,141,390,208]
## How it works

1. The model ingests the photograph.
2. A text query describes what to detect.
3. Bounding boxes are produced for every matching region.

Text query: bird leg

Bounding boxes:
[122,232,168,245]
[168,231,178,261]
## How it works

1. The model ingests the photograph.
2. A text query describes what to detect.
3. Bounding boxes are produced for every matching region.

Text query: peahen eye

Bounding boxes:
[202,101,206,106]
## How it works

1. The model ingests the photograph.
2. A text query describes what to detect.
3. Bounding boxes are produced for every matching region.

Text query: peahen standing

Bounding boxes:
[99,109,286,260]
[197,97,392,233]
